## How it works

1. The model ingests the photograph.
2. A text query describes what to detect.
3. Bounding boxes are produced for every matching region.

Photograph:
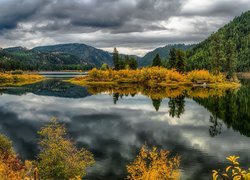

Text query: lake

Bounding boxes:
[0,78,249,179]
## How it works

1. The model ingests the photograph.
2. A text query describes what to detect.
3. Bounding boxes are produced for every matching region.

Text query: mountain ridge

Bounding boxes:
[138,44,194,66]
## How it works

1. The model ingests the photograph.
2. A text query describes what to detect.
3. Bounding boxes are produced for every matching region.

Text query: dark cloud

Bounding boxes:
[0,0,49,30]
[0,0,249,55]
[0,0,183,32]
[181,0,250,18]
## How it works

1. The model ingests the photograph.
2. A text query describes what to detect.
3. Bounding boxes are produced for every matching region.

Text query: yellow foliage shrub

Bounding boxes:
[187,70,212,82]
[212,156,250,180]
[0,73,44,86]
[84,68,230,86]
[127,145,181,180]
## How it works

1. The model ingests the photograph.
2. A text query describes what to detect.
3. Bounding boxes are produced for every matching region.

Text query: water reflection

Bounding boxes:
[0,79,249,179]
[0,79,90,98]
[168,95,185,118]
[84,83,250,137]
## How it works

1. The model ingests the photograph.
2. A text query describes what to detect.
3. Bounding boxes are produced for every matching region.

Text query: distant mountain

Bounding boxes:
[4,46,28,52]
[139,44,194,66]
[0,47,88,71]
[187,10,250,71]
[0,43,116,71]
[33,43,113,67]
[0,43,142,71]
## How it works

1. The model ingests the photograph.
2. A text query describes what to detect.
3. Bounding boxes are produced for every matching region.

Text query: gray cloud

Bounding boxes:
[0,0,249,55]
[181,0,250,18]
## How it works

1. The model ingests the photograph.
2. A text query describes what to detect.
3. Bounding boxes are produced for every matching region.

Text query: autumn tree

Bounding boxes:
[0,134,36,180]
[152,54,162,67]
[127,145,180,180]
[38,118,95,179]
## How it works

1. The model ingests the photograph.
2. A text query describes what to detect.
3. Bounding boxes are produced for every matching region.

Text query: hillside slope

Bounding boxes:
[33,43,113,67]
[139,44,194,66]
[187,11,250,71]
[0,47,88,71]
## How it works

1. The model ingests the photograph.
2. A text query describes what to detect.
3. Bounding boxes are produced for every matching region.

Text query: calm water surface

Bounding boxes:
[0,78,249,179]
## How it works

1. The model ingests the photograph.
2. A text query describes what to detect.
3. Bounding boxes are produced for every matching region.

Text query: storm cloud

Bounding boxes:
[0,0,249,55]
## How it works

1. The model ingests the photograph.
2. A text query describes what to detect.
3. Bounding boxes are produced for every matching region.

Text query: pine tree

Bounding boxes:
[152,99,162,111]
[113,48,120,70]
[176,49,186,73]
[209,33,226,75]
[151,54,162,67]
[129,57,138,70]
[169,48,177,69]
[225,39,237,80]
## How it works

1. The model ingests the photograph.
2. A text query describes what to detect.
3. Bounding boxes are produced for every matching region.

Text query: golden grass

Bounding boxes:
[68,68,241,89]
[0,73,44,87]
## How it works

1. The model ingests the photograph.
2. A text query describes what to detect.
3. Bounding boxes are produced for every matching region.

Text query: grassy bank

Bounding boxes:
[68,67,241,88]
[0,73,44,86]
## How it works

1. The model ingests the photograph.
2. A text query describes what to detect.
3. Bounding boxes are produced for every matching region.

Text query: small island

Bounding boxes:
[69,67,240,88]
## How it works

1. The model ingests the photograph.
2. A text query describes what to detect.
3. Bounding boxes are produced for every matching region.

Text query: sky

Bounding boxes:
[0,0,249,56]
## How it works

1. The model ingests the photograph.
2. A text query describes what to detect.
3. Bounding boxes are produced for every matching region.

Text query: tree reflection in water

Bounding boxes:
[86,82,249,137]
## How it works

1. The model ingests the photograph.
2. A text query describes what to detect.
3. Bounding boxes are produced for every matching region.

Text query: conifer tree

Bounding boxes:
[113,48,120,70]
[225,39,237,80]
[209,33,226,75]
[176,49,186,73]
[151,54,162,67]
[169,48,177,69]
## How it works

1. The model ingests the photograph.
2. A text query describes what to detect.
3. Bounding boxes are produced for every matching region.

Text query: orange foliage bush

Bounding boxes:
[187,70,226,83]
[0,134,37,180]
[83,68,229,87]
[86,67,188,85]
[127,145,181,180]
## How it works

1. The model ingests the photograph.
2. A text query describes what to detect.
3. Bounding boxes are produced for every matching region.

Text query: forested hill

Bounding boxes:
[139,44,194,67]
[33,43,113,67]
[0,46,88,71]
[187,10,250,72]
[0,43,114,71]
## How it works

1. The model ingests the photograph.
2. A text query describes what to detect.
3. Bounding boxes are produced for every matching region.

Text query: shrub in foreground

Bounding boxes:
[212,156,250,180]
[38,118,95,179]
[127,145,181,180]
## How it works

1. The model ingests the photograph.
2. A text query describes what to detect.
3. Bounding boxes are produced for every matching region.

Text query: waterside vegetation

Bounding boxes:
[0,119,94,180]
[0,71,44,86]
[68,67,240,88]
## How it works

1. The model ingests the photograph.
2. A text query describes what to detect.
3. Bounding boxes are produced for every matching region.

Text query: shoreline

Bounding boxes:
[0,73,45,87]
